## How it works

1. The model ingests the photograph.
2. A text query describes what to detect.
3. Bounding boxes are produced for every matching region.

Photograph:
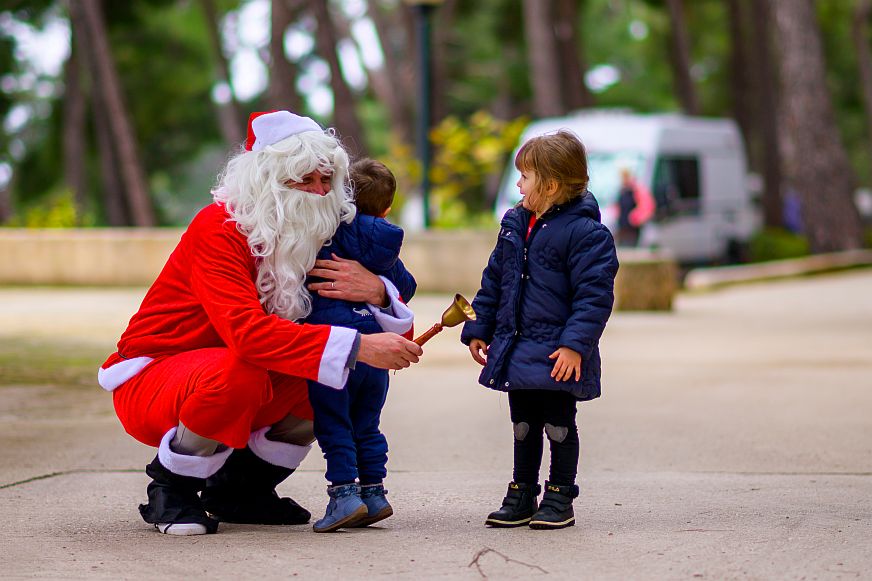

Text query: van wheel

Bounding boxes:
[726,239,750,264]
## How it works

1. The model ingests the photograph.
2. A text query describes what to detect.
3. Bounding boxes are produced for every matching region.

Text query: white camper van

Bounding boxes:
[496,111,760,263]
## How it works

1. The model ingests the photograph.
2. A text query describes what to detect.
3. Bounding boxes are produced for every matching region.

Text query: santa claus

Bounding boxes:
[99,111,421,535]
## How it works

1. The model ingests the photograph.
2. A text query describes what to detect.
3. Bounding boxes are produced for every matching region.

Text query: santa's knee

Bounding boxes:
[267,415,315,446]
[218,360,272,412]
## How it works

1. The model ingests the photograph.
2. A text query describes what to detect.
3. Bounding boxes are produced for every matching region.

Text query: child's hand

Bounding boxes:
[469,339,489,366]
[549,347,582,382]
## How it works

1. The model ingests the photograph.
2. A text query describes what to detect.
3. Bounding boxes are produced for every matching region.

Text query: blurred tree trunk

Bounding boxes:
[332,5,407,144]
[94,91,128,226]
[368,1,415,144]
[772,0,863,252]
[727,0,753,155]
[852,0,872,168]
[200,0,245,146]
[523,0,564,117]
[310,0,367,155]
[0,186,10,223]
[267,0,303,112]
[665,0,700,115]
[749,0,782,228]
[431,0,458,124]
[78,0,154,226]
[554,0,594,110]
[68,0,125,225]
[62,40,88,221]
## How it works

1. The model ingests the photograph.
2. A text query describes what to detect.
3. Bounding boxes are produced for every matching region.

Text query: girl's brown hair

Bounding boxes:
[514,130,589,203]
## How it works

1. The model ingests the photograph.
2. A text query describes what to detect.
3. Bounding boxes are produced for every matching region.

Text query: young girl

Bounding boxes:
[461,130,619,530]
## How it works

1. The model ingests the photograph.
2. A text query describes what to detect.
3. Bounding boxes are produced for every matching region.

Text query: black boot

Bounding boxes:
[201,447,310,525]
[139,456,219,535]
[529,481,578,530]
[485,482,540,527]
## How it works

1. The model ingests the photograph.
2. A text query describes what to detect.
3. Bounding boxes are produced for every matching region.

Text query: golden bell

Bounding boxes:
[414,294,477,346]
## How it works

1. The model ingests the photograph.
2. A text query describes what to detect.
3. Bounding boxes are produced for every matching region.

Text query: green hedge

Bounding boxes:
[749,228,810,262]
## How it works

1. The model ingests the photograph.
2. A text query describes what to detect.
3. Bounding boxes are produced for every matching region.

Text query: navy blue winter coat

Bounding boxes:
[461,193,619,400]
[306,214,416,334]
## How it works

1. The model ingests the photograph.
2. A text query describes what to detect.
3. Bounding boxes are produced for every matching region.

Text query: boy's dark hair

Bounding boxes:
[350,158,396,216]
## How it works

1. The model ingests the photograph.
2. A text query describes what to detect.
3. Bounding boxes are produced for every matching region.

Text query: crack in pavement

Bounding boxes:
[0,468,140,490]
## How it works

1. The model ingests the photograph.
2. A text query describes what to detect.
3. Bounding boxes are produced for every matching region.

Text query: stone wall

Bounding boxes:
[0,229,676,310]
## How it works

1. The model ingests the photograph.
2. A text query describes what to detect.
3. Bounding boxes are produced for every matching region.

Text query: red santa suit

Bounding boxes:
[99,202,396,449]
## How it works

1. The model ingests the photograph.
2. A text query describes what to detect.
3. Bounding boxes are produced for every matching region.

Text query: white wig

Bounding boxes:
[213,130,357,321]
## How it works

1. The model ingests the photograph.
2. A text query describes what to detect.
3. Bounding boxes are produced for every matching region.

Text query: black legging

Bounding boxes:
[508,389,579,486]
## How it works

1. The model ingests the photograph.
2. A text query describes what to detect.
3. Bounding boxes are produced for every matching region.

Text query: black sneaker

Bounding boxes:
[529,481,578,530]
[485,482,540,527]
[138,455,218,536]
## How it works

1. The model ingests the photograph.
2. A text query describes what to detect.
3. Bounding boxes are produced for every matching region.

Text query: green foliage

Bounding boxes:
[429,111,527,216]
[748,228,810,263]
[448,0,527,116]
[2,0,872,231]
[110,2,223,178]
[817,1,871,185]
[382,110,526,229]
[380,138,418,222]
[5,188,93,227]
[0,336,105,389]
[583,0,676,112]
[1,0,227,226]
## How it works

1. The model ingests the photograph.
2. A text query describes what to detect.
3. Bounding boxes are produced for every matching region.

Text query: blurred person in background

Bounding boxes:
[616,167,654,247]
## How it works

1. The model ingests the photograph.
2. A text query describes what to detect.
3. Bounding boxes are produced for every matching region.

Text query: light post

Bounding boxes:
[404,0,443,229]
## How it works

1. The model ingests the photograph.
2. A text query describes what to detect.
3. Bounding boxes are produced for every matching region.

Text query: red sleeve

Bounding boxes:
[186,213,331,381]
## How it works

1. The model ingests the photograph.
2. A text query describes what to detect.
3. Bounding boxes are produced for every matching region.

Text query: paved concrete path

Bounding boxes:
[1,271,870,579]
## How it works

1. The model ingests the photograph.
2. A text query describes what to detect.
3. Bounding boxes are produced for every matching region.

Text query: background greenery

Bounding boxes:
[0,0,870,258]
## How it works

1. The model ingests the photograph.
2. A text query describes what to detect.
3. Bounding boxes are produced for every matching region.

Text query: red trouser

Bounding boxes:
[112,348,313,449]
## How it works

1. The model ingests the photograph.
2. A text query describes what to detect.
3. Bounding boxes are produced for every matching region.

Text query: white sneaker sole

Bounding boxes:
[155,523,208,536]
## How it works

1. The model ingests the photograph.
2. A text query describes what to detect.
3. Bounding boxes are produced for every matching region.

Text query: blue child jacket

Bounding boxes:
[460,193,619,400]
[306,214,416,334]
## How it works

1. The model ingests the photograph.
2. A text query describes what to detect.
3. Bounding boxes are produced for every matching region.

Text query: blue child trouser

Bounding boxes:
[308,363,389,485]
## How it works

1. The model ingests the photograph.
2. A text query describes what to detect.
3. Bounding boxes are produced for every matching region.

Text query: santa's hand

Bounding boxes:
[468,338,488,366]
[308,254,388,306]
[357,333,422,370]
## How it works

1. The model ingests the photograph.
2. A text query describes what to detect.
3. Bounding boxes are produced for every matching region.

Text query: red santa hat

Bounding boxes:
[245,110,323,152]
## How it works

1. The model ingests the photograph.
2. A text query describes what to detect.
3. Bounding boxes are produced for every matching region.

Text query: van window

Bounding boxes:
[653,156,700,217]
[496,151,645,217]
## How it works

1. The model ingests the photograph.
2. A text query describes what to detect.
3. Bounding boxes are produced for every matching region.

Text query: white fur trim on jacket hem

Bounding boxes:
[157,427,232,479]
[318,326,355,389]
[97,356,154,392]
[369,276,414,334]
[247,426,312,469]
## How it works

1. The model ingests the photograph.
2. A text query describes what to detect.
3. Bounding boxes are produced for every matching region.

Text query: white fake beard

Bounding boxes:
[250,187,347,322]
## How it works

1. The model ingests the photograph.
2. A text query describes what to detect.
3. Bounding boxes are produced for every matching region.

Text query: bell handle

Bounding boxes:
[414,324,444,346]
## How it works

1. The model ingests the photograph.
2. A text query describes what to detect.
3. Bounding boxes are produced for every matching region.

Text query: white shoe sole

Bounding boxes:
[485,516,532,527]
[155,523,209,536]
[529,517,575,529]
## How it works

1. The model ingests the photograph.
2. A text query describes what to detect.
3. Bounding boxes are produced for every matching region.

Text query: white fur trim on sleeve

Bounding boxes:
[367,276,414,334]
[317,326,356,389]
[157,427,232,479]
[247,426,312,469]
[97,356,154,392]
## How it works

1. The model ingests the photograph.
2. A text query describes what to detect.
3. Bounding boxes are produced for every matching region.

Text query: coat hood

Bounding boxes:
[502,191,602,230]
